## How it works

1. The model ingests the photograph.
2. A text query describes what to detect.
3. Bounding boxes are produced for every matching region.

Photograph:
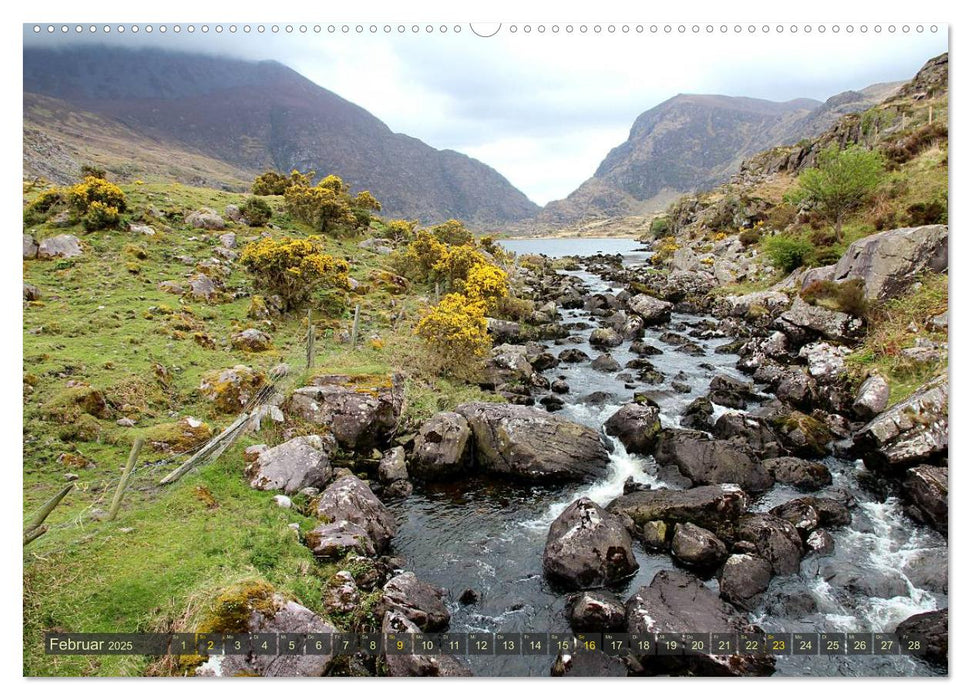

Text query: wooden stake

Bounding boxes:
[108,438,144,521]
[23,526,48,546]
[350,304,361,348]
[159,415,249,485]
[24,482,75,533]
[306,308,315,370]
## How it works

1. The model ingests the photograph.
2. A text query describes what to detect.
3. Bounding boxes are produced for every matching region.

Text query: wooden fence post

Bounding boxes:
[23,482,75,546]
[350,304,361,348]
[108,438,144,521]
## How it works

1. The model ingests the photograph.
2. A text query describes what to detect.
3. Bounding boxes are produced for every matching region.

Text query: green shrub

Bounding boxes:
[906,201,947,226]
[240,197,273,227]
[239,235,350,311]
[23,188,64,225]
[762,235,814,272]
[649,216,670,238]
[252,169,314,196]
[81,201,121,232]
[801,278,868,317]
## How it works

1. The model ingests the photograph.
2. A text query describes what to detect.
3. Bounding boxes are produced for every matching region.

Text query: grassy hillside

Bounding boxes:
[22,179,492,676]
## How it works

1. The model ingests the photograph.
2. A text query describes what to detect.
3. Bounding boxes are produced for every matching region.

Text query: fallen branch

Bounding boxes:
[23,482,74,546]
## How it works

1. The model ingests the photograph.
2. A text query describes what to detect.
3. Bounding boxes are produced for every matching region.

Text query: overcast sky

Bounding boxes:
[24,24,947,205]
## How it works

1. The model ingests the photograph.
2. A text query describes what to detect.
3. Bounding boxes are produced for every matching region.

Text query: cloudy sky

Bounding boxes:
[23,24,947,204]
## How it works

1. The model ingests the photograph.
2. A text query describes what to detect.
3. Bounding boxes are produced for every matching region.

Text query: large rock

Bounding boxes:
[628,293,673,325]
[735,513,804,576]
[670,522,728,572]
[902,465,948,535]
[774,297,864,345]
[719,553,773,611]
[378,572,451,632]
[199,365,266,413]
[762,457,832,491]
[719,291,791,319]
[484,344,536,386]
[798,342,850,383]
[186,207,226,230]
[895,609,948,668]
[23,234,38,259]
[854,376,948,472]
[654,429,773,494]
[567,592,627,632]
[409,412,473,481]
[625,570,774,676]
[288,374,404,452]
[316,475,395,552]
[852,374,891,419]
[543,498,638,590]
[36,234,82,259]
[830,225,948,301]
[245,436,332,494]
[381,611,472,676]
[195,591,337,677]
[187,272,220,301]
[455,402,609,482]
[607,485,749,542]
[604,403,661,455]
[305,520,376,559]
[589,327,623,349]
[711,413,781,458]
[377,446,409,484]
[231,328,272,352]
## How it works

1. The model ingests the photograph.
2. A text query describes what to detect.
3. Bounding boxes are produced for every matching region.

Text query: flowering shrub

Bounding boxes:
[415,293,491,377]
[434,244,488,285]
[283,174,381,233]
[81,201,121,232]
[67,176,126,215]
[252,169,314,196]
[431,219,474,246]
[385,219,418,244]
[240,236,350,311]
[650,236,679,265]
[462,262,508,310]
[394,230,448,281]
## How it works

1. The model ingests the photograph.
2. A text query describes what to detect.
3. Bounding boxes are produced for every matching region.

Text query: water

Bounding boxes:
[391,238,947,677]
[499,236,645,259]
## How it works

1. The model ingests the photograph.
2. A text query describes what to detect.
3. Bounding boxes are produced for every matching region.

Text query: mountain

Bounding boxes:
[22,46,539,225]
[540,82,903,225]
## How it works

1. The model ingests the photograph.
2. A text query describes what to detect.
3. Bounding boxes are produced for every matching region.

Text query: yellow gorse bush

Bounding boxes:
[283,173,382,233]
[67,176,127,215]
[81,201,121,232]
[434,244,489,285]
[240,235,350,311]
[415,293,491,374]
[463,262,509,310]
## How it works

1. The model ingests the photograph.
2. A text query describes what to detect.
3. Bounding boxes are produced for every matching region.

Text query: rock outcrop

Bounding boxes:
[543,498,638,589]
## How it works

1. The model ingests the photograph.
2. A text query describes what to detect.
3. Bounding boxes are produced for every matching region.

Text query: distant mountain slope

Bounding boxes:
[22,46,539,224]
[541,82,903,224]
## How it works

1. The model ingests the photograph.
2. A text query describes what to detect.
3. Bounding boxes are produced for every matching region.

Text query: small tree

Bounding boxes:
[240,197,273,227]
[793,144,885,242]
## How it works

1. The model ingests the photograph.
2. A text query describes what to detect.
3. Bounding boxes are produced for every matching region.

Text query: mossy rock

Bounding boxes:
[144,416,213,453]
[197,580,279,634]
[44,384,111,422]
[199,365,267,414]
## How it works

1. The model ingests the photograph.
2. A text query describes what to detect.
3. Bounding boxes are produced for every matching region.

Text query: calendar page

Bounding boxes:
[20,13,949,682]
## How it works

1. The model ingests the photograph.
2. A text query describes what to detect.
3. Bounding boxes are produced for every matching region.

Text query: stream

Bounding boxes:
[391,238,947,677]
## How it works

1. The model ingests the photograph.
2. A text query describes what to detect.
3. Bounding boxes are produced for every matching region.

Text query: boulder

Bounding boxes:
[231,328,271,352]
[219,232,237,249]
[543,498,638,590]
[830,225,948,301]
[769,499,820,538]
[852,374,891,419]
[378,572,451,632]
[719,291,791,319]
[187,273,220,301]
[794,496,852,528]
[902,465,948,535]
[804,529,835,555]
[774,297,864,345]
[245,435,332,494]
[625,570,774,676]
[798,342,850,383]
[484,343,536,386]
[853,376,948,472]
[287,374,404,452]
[185,207,226,230]
[558,347,590,363]
[607,485,749,542]
[589,327,623,349]
[316,475,395,552]
[591,353,621,372]
[23,234,38,259]
[456,402,609,482]
[199,365,267,413]
[774,367,818,409]
[711,413,781,458]
[718,554,773,611]
[681,398,715,431]
[654,429,773,494]
[378,446,408,484]
[670,522,728,572]
[895,609,948,668]
[567,592,627,632]
[23,283,41,301]
[628,293,673,325]
[195,591,337,677]
[381,611,472,676]
[409,412,473,481]
[305,521,376,559]
[604,403,662,455]
[322,570,360,615]
[762,457,832,491]
[36,234,82,259]
[735,513,804,576]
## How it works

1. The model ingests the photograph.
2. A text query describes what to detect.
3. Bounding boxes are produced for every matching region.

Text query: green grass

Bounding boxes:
[22,180,496,676]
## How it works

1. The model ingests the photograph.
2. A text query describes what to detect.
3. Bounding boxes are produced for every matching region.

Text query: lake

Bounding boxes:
[499,237,647,258]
